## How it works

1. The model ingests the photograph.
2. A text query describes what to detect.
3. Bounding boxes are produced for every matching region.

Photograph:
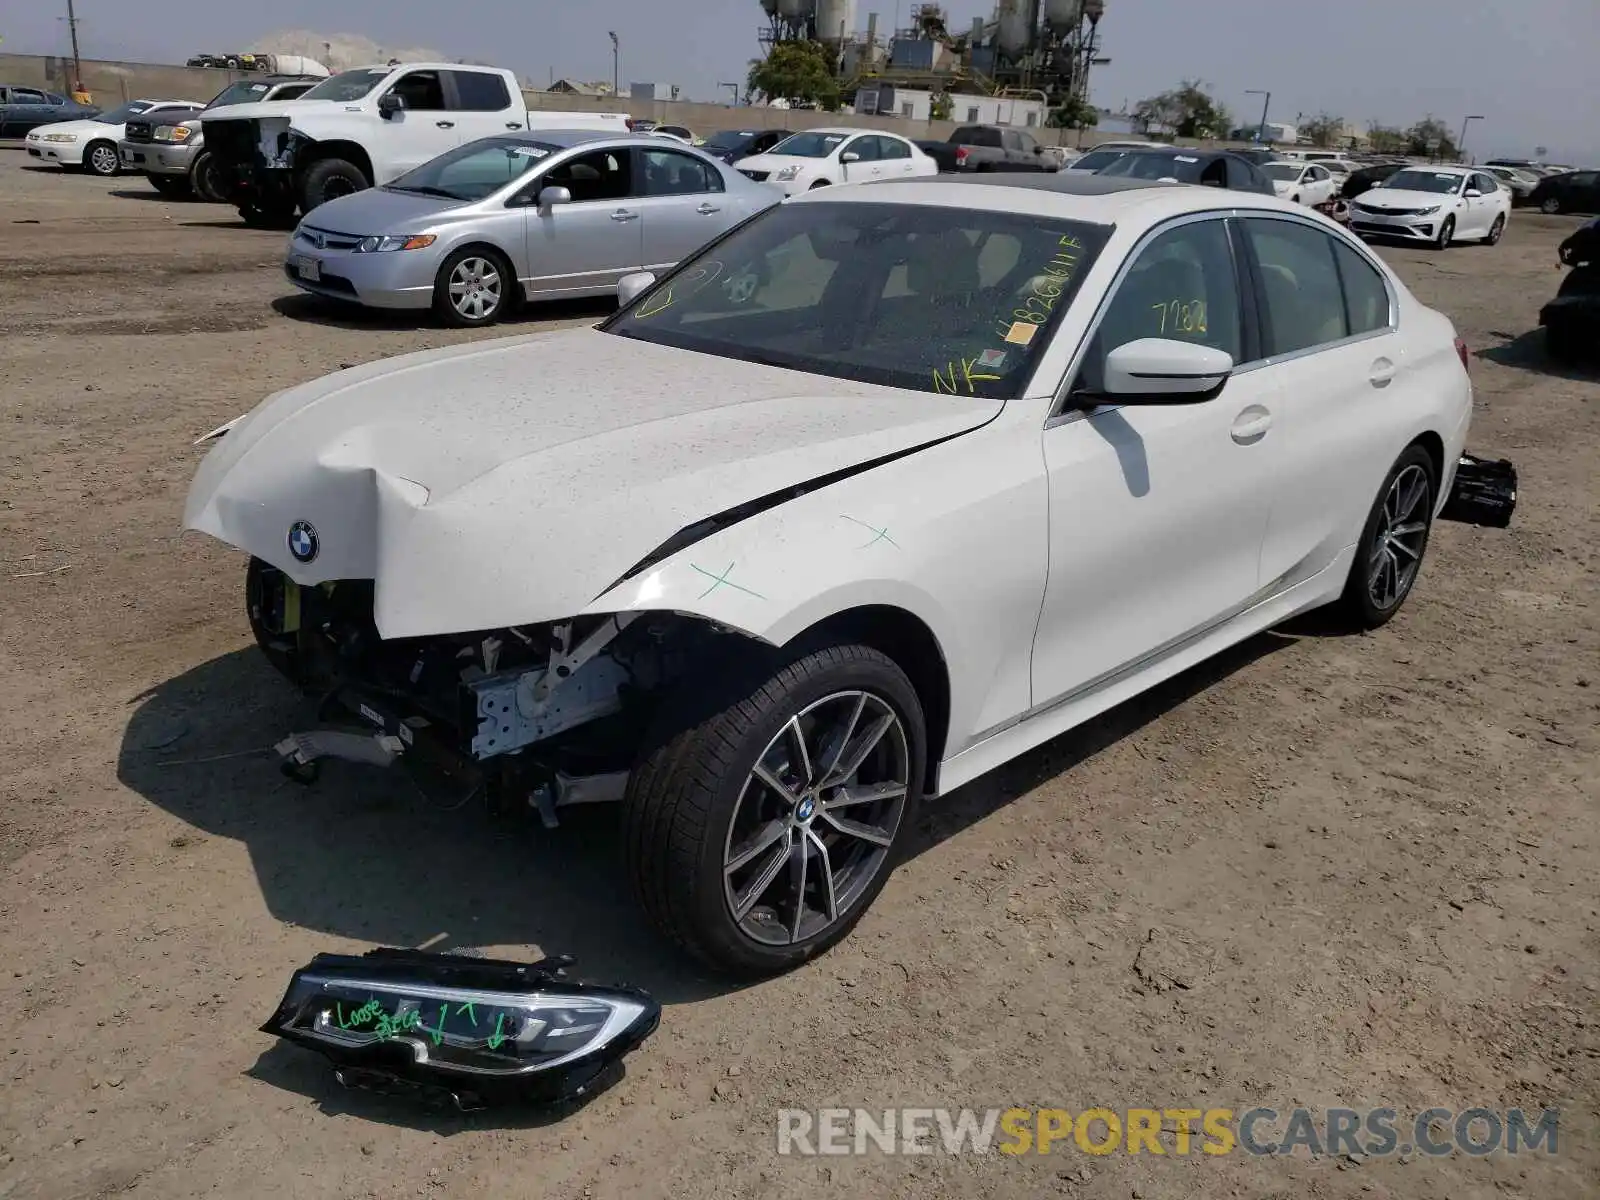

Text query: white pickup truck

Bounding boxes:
[200,62,630,226]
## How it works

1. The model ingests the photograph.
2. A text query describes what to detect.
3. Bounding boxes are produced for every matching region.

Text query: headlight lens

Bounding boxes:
[1417,205,1441,215]
[153,125,193,143]
[42,132,79,143]
[262,949,661,1108]
[774,165,801,181]
[354,234,437,252]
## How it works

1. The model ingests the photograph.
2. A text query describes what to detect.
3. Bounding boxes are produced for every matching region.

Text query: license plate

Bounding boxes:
[292,255,321,282]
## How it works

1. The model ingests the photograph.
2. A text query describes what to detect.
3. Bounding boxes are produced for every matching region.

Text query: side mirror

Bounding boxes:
[1101,338,1234,403]
[1464,188,1482,198]
[617,271,658,308]
[840,151,860,163]
[538,184,572,212]
[377,92,404,118]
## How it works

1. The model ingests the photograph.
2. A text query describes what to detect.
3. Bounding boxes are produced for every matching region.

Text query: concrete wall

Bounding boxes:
[0,52,1243,152]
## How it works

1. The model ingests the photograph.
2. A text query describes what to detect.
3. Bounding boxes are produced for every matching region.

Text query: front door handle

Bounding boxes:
[435,120,455,129]
[1230,407,1272,444]
[696,202,721,214]
[505,121,522,129]
[610,209,639,222]
[1368,357,1397,388]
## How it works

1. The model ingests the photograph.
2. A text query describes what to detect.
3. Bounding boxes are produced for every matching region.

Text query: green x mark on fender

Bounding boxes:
[691,562,766,601]
[840,514,899,549]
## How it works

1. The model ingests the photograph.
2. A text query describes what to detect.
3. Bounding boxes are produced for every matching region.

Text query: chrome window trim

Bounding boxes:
[1041,207,1400,430]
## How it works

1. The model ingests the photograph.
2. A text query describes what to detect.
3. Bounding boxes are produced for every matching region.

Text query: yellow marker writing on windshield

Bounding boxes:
[635,285,674,318]
[933,355,1004,394]
[1152,299,1208,335]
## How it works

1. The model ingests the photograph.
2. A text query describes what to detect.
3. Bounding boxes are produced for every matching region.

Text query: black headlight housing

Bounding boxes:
[262,948,660,1109]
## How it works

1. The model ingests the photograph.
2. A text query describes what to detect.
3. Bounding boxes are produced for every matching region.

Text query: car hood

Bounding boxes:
[184,328,1001,639]
[201,98,337,122]
[733,152,824,173]
[25,118,113,138]
[297,185,465,232]
[1358,188,1460,210]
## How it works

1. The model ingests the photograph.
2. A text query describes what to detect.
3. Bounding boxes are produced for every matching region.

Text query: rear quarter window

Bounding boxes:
[450,70,512,112]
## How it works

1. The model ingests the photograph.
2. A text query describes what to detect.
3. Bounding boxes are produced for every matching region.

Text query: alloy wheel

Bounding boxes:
[448,257,502,321]
[722,690,910,947]
[87,144,118,176]
[1367,464,1431,611]
[1540,197,1560,215]
[1488,215,1505,244]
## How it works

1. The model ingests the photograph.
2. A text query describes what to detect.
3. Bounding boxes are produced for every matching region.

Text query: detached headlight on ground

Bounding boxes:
[262,947,660,1109]
[153,125,193,143]
[354,234,437,253]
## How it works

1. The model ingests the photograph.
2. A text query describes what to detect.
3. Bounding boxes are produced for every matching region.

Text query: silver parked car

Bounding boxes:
[283,130,782,326]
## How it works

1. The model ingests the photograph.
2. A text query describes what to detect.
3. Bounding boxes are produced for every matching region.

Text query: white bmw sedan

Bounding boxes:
[732,126,938,195]
[184,176,1474,977]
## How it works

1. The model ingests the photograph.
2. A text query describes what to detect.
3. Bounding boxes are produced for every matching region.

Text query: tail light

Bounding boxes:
[954,146,969,166]
[1454,336,1470,374]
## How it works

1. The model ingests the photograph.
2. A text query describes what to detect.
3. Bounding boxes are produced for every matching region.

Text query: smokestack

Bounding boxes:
[866,11,878,48]
[971,16,984,41]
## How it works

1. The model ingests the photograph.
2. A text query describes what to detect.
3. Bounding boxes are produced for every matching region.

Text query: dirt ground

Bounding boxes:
[0,153,1595,1200]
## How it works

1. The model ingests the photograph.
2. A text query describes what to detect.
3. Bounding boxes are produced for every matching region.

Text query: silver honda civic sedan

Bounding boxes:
[282,130,782,326]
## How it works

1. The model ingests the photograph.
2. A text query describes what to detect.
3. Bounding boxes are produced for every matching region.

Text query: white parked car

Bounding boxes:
[184,175,1474,977]
[732,127,937,195]
[1262,160,1338,206]
[1347,166,1511,248]
[24,98,204,176]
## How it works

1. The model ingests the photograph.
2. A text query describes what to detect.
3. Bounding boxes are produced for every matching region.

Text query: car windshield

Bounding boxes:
[604,201,1110,400]
[93,101,155,124]
[385,137,561,201]
[1069,149,1125,171]
[769,131,849,158]
[704,130,758,150]
[207,80,277,108]
[1100,153,1203,181]
[301,68,389,103]
[1381,170,1465,194]
[1262,164,1303,181]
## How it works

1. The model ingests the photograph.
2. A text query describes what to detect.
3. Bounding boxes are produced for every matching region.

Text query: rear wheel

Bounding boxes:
[83,140,120,177]
[1483,213,1506,245]
[623,642,926,978]
[1540,195,1562,215]
[1336,445,1437,629]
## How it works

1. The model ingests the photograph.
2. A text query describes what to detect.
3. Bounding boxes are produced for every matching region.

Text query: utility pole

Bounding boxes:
[718,81,740,106]
[65,0,84,88]
[608,31,619,97]
[1245,89,1270,144]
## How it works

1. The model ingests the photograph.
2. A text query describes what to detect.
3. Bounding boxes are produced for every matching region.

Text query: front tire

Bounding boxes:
[432,247,514,327]
[83,139,120,177]
[1336,445,1437,630]
[1540,195,1562,215]
[149,173,193,199]
[1433,215,1455,250]
[298,157,369,213]
[623,642,927,978]
[189,150,224,202]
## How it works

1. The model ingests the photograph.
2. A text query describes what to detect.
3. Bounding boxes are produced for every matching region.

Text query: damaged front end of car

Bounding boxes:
[249,557,751,823]
[202,114,301,220]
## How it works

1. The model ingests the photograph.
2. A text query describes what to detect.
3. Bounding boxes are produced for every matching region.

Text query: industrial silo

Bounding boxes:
[815,0,856,45]
[776,0,813,20]
[995,0,1039,60]
[1041,0,1081,29]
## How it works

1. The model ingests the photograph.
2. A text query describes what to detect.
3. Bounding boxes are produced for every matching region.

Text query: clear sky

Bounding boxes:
[10,0,1596,162]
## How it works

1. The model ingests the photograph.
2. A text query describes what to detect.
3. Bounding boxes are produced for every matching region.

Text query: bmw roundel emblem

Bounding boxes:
[795,796,815,822]
[287,520,319,564]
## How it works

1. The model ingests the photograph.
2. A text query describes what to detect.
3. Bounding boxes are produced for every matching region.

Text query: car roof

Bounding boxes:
[796,173,1313,224]
[494,129,717,152]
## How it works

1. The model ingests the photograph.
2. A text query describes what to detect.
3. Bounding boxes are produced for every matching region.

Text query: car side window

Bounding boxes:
[1072,218,1241,395]
[639,147,722,196]
[275,84,314,100]
[542,148,633,203]
[754,131,782,153]
[16,89,47,104]
[387,70,446,111]
[843,136,878,161]
[1477,173,1499,194]
[448,70,512,112]
[1332,241,1391,336]
[878,136,911,160]
[1243,217,1351,356]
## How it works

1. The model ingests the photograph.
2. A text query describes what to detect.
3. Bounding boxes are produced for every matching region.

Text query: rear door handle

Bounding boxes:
[611,209,639,222]
[696,202,721,214]
[1230,407,1272,444]
[505,122,522,129]
[435,120,455,129]
[1369,357,1397,388]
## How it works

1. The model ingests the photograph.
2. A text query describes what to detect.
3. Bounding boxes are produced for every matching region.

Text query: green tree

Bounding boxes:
[1404,116,1458,159]
[1132,80,1229,140]
[930,91,953,122]
[1048,94,1099,131]
[1300,112,1345,148]
[747,41,840,110]
[1367,124,1408,154]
